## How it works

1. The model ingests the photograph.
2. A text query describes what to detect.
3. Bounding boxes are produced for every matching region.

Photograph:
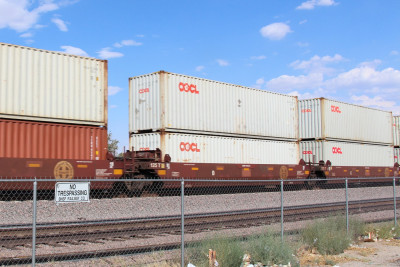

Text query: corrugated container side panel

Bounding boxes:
[129,73,161,132]
[0,43,107,125]
[394,147,400,164]
[299,98,322,139]
[393,116,400,147]
[299,98,393,144]
[322,99,392,144]
[130,132,299,164]
[0,119,107,160]
[300,140,394,167]
[130,71,298,140]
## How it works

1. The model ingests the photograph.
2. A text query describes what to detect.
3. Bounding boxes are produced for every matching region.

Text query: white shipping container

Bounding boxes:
[299,98,393,145]
[393,116,400,147]
[0,43,107,126]
[129,71,298,140]
[394,148,400,164]
[130,132,299,164]
[300,140,394,167]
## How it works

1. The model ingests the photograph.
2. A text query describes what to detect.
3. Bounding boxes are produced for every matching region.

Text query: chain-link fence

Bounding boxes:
[0,177,398,266]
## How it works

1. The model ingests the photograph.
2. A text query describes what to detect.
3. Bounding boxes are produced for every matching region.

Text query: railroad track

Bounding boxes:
[0,197,398,265]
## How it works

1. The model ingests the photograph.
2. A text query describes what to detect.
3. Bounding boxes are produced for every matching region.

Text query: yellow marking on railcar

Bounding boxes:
[28,164,41,168]
[157,170,166,175]
[113,169,123,175]
[77,165,88,168]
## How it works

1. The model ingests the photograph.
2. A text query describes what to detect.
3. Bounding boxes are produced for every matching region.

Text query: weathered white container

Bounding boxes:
[394,147,400,164]
[0,42,107,126]
[299,98,393,145]
[393,116,400,147]
[300,140,394,167]
[130,132,299,164]
[129,71,298,140]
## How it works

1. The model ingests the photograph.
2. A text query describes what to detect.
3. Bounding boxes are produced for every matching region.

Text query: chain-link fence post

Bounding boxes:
[181,179,185,267]
[280,179,284,242]
[32,178,38,267]
[394,177,397,226]
[345,178,349,235]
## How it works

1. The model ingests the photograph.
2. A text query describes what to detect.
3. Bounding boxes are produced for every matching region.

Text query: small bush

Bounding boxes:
[246,232,299,266]
[301,216,363,255]
[366,222,400,239]
[187,235,244,267]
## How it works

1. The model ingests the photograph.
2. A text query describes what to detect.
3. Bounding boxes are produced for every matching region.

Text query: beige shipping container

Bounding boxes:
[394,147,400,164]
[129,71,298,140]
[130,132,299,164]
[300,140,394,167]
[0,42,107,126]
[393,116,400,147]
[299,98,393,145]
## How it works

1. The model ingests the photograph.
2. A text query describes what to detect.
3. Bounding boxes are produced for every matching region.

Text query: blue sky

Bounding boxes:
[1,0,400,152]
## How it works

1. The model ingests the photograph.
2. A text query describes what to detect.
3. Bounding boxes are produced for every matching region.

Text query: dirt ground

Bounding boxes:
[299,239,400,267]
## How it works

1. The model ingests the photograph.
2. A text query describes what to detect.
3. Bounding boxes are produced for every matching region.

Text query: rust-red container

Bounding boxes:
[0,119,108,160]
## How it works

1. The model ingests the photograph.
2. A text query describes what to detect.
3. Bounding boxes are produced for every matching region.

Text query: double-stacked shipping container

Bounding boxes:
[129,71,300,165]
[298,98,394,167]
[393,116,400,164]
[0,42,108,161]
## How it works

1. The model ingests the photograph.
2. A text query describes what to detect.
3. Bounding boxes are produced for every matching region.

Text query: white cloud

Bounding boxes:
[20,32,32,38]
[390,50,399,56]
[351,95,396,109]
[109,105,118,109]
[290,54,344,74]
[216,59,229,66]
[296,42,309,47]
[52,17,68,31]
[114,39,143,48]
[0,0,59,32]
[108,86,122,96]
[256,78,265,85]
[251,55,266,60]
[325,66,400,92]
[260,22,292,40]
[60,46,88,57]
[97,47,124,59]
[263,54,400,112]
[296,0,337,10]
[299,20,308,24]
[195,65,205,72]
[267,73,324,92]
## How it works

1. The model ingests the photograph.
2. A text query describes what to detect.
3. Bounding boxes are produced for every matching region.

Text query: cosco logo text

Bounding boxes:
[331,105,341,113]
[179,82,199,94]
[332,147,342,154]
[180,142,200,152]
[139,88,149,94]
[302,151,313,154]
[301,109,312,113]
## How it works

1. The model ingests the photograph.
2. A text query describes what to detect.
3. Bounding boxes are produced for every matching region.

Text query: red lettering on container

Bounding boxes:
[332,147,342,154]
[139,147,150,151]
[331,105,341,113]
[179,82,199,94]
[139,88,149,94]
[180,142,200,152]
[302,151,313,154]
[301,109,312,113]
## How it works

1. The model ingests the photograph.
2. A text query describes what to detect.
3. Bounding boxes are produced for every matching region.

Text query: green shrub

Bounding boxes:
[246,232,299,267]
[301,216,363,255]
[187,235,244,267]
[366,222,400,239]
